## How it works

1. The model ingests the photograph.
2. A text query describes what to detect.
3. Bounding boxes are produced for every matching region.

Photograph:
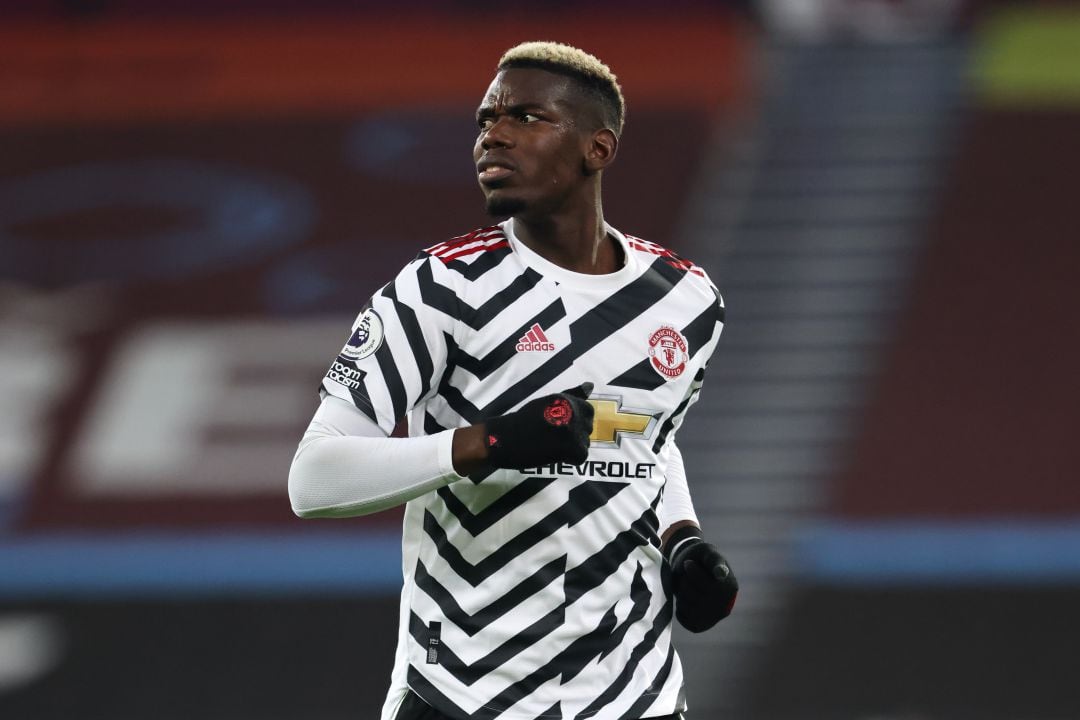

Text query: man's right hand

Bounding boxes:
[483,383,595,470]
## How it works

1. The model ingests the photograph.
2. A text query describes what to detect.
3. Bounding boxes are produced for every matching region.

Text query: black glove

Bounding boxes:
[667,525,738,633]
[484,383,594,470]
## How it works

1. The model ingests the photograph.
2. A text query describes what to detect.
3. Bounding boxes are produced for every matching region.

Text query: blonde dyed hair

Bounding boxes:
[498,41,625,136]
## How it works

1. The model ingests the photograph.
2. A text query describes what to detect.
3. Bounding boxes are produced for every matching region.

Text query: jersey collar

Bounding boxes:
[500,219,639,290]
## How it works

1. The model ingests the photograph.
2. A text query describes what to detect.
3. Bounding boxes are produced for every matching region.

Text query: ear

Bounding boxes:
[583,128,618,174]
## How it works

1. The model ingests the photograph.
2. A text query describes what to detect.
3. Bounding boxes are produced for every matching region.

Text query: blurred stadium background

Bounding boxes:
[1,0,1079,717]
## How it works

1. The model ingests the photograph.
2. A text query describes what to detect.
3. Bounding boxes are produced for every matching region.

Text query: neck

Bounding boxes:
[511,192,621,275]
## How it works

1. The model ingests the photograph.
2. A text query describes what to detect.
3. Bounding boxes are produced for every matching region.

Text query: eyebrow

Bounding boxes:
[475,102,551,118]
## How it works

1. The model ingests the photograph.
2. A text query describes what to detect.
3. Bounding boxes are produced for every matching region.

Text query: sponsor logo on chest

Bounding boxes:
[515,323,556,353]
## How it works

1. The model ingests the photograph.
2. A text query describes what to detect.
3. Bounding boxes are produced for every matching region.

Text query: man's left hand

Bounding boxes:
[668,531,738,633]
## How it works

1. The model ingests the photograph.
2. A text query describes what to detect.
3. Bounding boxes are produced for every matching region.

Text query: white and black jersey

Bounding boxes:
[321,220,724,720]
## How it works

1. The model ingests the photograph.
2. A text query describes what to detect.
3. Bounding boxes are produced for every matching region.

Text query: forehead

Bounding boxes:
[478,67,579,111]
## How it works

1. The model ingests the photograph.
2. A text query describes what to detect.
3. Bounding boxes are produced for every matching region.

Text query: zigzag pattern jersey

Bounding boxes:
[321,220,725,720]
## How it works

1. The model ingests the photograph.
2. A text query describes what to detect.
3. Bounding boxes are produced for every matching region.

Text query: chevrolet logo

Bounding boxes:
[588,396,660,447]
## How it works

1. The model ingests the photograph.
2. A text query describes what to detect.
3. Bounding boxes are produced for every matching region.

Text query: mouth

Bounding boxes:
[477,159,515,185]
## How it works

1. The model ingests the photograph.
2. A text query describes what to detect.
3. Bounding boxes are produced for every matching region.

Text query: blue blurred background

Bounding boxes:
[2,0,1079,717]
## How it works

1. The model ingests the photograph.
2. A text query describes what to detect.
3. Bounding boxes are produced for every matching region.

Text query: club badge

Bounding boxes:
[339,309,384,361]
[648,326,688,379]
[543,398,573,426]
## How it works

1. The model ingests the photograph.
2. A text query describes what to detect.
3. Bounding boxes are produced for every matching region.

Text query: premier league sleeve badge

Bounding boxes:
[339,308,385,361]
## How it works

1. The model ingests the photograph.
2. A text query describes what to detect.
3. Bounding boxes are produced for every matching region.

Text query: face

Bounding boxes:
[473,68,596,218]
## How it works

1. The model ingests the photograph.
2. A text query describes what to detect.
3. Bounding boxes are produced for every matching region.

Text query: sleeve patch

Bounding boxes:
[339,309,385,361]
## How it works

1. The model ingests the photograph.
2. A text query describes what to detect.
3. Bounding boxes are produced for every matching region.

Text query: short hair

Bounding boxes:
[498,41,626,137]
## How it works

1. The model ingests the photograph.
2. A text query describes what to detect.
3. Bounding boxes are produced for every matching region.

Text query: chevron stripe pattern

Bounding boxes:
[320,221,724,719]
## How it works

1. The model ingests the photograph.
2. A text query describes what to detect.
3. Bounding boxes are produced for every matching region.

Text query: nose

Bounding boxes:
[479,116,514,151]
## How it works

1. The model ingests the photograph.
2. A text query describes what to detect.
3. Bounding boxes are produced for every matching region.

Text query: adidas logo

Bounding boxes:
[515,323,556,353]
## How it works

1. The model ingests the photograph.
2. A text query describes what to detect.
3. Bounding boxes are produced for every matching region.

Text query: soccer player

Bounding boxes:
[289,41,738,720]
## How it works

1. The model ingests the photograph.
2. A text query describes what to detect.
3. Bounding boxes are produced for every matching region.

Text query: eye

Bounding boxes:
[477,117,494,131]
[519,113,540,123]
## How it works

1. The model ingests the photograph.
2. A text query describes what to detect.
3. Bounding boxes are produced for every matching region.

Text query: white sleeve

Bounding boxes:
[288,395,464,519]
[659,442,699,533]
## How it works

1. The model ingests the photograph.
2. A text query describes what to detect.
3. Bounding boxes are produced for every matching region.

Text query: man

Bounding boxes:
[289,41,737,720]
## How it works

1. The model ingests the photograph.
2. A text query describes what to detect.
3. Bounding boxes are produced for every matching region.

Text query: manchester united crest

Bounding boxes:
[648,326,688,379]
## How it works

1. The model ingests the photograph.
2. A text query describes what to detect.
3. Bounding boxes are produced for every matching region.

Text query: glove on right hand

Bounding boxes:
[484,383,594,470]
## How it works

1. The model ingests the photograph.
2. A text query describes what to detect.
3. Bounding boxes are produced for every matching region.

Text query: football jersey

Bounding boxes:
[320,219,724,720]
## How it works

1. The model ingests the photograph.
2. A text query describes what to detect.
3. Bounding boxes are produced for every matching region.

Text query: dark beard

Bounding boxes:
[485,194,526,218]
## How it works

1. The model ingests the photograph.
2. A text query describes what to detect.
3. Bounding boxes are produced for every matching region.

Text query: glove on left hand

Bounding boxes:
[667,527,738,633]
